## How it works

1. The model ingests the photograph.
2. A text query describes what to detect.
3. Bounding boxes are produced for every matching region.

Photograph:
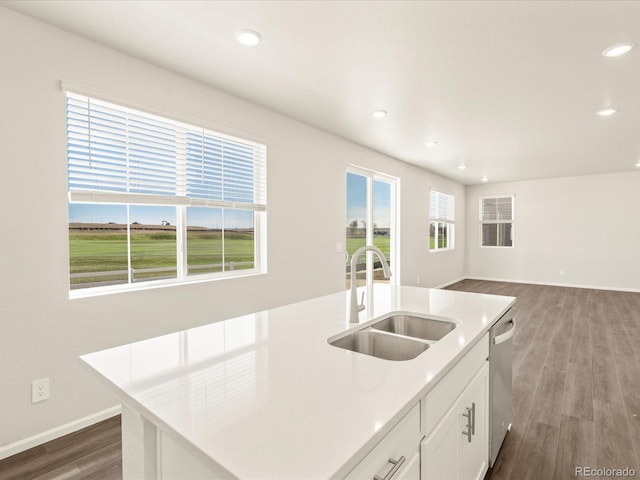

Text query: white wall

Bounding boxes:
[466,171,640,291]
[0,7,464,450]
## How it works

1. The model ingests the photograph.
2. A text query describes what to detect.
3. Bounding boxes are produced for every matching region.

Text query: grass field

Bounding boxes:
[70,230,391,288]
[69,230,254,287]
[345,235,391,270]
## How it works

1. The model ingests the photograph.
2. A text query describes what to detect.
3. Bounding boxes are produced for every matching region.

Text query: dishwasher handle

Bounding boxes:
[493,318,516,345]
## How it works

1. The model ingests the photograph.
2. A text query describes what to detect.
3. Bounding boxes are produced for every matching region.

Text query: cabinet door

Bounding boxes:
[422,361,489,480]
[421,395,462,480]
[395,451,420,480]
[345,404,421,480]
[460,362,489,480]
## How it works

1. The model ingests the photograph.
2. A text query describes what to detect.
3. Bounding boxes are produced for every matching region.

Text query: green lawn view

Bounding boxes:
[346,236,390,259]
[429,235,449,250]
[345,236,391,274]
[72,229,384,288]
[69,230,254,288]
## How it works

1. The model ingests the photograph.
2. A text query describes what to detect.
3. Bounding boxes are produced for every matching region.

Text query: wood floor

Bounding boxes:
[446,280,640,480]
[0,415,121,480]
[1,280,639,480]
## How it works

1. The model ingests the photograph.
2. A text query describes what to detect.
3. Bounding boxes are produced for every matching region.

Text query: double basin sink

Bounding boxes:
[329,313,458,361]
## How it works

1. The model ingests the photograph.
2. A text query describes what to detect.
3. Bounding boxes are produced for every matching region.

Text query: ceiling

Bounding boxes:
[4,0,640,185]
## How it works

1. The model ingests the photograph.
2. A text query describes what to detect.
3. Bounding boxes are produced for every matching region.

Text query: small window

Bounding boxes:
[480,195,514,247]
[66,91,267,294]
[429,190,455,251]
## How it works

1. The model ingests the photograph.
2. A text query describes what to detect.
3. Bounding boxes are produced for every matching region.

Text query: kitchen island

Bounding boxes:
[80,284,515,479]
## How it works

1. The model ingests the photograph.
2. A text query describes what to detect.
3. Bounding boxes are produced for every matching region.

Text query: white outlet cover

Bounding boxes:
[32,378,50,403]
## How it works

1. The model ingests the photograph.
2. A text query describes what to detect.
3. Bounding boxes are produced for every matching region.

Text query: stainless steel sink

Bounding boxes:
[330,330,429,361]
[371,314,457,342]
[329,312,458,361]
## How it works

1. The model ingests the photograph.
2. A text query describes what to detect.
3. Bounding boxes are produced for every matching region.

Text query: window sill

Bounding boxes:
[69,269,266,300]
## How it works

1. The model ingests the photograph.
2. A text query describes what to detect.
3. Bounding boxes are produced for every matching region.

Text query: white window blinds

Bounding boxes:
[481,197,513,222]
[430,190,455,222]
[66,92,267,210]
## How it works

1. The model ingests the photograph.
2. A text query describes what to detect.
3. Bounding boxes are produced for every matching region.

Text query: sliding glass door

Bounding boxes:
[346,168,397,289]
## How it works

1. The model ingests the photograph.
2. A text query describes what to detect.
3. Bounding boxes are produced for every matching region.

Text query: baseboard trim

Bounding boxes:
[0,405,121,460]
[434,276,467,289]
[464,276,640,293]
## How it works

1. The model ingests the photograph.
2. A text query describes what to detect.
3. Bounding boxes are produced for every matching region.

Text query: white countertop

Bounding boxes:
[80,284,515,479]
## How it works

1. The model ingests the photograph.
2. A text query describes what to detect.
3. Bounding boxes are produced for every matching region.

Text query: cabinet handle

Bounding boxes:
[462,407,472,443]
[373,456,406,480]
[470,402,476,436]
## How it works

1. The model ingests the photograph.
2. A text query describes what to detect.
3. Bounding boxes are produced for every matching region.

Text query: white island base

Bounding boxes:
[80,285,514,479]
[121,333,492,480]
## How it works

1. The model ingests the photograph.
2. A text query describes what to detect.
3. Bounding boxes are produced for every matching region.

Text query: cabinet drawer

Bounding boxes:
[423,333,489,436]
[345,403,421,479]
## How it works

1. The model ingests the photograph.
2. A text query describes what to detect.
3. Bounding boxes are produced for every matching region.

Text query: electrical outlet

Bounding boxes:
[416,275,421,285]
[559,268,565,276]
[32,378,50,403]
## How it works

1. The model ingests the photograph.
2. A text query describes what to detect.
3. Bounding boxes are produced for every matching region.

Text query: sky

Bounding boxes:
[346,172,391,228]
[68,204,254,229]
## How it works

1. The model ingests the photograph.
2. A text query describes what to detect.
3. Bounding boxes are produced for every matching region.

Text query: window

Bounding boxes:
[66,91,266,294]
[429,190,455,251]
[345,168,397,289]
[480,195,514,247]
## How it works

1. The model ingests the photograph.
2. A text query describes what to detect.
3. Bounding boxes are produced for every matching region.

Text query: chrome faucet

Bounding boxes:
[349,245,392,323]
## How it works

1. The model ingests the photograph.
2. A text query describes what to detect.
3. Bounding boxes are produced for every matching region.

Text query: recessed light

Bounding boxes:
[372,110,387,118]
[596,107,617,117]
[457,163,466,170]
[602,43,635,57]
[635,161,640,168]
[481,175,489,182]
[235,29,262,46]
[424,140,438,147]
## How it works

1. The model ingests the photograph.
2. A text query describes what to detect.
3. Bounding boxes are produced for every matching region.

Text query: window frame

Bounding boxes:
[479,194,515,248]
[429,189,455,252]
[345,166,399,287]
[65,87,267,298]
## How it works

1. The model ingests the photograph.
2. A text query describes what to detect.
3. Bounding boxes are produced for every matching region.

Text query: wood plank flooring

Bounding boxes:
[1,280,639,480]
[446,280,640,480]
[0,415,121,480]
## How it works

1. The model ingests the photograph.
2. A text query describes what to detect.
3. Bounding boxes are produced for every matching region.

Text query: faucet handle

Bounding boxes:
[357,292,365,312]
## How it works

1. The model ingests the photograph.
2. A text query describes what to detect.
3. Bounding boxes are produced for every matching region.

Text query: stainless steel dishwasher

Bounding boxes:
[489,309,516,466]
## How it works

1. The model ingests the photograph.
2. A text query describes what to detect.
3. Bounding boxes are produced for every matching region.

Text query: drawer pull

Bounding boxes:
[470,402,476,436]
[462,407,472,443]
[373,456,406,480]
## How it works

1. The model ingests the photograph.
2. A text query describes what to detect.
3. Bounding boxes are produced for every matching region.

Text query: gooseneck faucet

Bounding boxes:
[349,245,392,323]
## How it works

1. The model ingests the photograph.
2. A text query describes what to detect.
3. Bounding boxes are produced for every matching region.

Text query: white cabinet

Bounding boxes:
[421,361,489,480]
[421,398,461,480]
[460,363,488,480]
[345,403,421,480]
[119,334,491,480]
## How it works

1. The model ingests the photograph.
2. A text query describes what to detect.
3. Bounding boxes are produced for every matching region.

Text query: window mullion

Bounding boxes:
[126,205,132,284]
[221,209,226,272]
[388,179,397,285]
[125,114,132,284]
[365,175,374,286]
[176,206,186,278]
[175,127,188,279]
